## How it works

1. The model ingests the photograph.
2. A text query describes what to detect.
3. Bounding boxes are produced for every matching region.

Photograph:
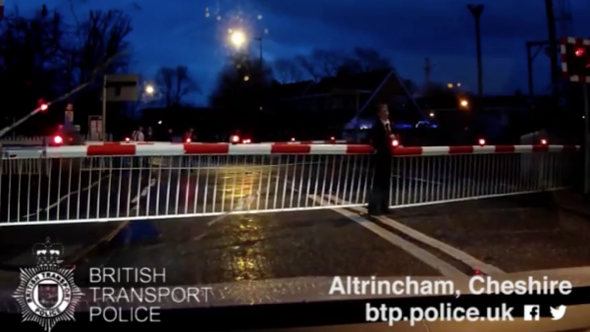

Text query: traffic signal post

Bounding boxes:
[102,74,139,141]
[560,37,590,194]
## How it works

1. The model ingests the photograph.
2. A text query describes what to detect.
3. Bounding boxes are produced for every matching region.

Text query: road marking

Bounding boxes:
[192,192,261,241]
[325,194,505,276]
[22,175,111,220]
[309,194,467,279]
[131,178,157,205]
[68,176,159,262]
[393,174,442,185]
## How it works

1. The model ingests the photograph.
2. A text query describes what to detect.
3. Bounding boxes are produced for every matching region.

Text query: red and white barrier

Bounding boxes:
[2,144,580,159]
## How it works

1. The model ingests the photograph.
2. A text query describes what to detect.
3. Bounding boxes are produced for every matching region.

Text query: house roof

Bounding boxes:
[305,69,392,95]
[271,80,314,100]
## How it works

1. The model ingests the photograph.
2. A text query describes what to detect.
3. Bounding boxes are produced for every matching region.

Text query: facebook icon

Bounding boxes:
[523,305,540,321]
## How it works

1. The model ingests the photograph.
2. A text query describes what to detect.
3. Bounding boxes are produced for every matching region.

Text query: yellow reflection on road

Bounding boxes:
[227,216,269,281]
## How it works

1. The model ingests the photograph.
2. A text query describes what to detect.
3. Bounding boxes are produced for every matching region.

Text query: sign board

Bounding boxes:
[560,37,590,83]
[65,103,73,121]
[105,74,139,101]
[89,116,103,141]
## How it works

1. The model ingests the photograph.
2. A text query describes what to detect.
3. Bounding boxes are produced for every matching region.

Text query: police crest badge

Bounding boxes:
[12,238,84,331]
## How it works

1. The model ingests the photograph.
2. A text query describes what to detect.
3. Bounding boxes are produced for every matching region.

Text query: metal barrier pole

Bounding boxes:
[583,82,590,194]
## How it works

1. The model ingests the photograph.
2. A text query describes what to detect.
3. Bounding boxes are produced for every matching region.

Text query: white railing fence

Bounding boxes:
[0,144,579,225]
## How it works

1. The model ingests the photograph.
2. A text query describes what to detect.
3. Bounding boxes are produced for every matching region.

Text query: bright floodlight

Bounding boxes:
[460,99,469,107]
[230,30,246,47]
[145,84,155,95]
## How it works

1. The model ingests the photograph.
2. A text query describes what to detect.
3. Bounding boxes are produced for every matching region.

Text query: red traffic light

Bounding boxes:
[38,99,48,111]
[575,47,585,57]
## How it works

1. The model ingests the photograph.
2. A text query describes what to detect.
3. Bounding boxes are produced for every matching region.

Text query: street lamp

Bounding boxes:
[230,30,246,48]
[460,99,469,107]
[145,84,155,95]
[229,29,263,66]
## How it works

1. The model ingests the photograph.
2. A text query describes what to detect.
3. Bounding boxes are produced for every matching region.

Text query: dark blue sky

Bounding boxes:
[19,0,590,105]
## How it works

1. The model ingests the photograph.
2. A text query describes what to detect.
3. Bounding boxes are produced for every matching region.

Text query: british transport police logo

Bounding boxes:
[12,238,84,332]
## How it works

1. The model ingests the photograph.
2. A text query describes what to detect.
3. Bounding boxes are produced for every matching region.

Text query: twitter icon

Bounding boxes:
[550,305,566,320]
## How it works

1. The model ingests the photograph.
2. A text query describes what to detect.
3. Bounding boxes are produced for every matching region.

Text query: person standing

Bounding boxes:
[368,103,396,215]
[145,126,153,141]
[132,126,145,141]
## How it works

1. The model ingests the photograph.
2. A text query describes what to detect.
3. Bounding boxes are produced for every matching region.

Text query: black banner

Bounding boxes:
[1,286,589,331]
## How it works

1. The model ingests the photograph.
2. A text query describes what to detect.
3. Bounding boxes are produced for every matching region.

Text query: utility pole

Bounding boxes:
[424,58,433,91]
[544,0,559,101]
[254,37,263,69]
[467,4,484,99]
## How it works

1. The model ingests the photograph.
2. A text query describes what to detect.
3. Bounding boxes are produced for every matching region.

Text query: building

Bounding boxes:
[270,69,426,140]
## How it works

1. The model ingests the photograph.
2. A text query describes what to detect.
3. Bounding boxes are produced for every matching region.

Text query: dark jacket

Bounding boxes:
[371,119,394,156]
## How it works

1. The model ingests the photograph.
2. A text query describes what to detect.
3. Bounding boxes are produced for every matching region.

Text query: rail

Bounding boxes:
[0,143,579,225]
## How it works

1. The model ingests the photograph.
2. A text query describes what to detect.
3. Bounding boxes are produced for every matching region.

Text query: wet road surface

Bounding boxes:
[28,193,590,288]
[0,191,588,289]
[386,192,590,273]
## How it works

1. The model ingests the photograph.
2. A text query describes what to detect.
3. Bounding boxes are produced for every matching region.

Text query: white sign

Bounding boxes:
[89,116,103,141]
[105,74,139,102]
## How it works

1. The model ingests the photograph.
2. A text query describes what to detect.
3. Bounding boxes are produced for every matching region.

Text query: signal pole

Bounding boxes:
[467,4,484,99]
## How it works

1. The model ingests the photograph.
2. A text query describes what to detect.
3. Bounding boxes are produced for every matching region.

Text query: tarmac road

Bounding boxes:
[0,153,545,223]
[1,185,589,289]
[42,192,590,289]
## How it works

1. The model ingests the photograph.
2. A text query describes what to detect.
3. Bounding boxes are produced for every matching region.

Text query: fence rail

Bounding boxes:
[0,143,579,225]
[0,134,113,146]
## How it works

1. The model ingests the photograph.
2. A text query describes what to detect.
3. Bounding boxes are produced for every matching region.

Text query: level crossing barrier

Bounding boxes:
[0,143,578,225]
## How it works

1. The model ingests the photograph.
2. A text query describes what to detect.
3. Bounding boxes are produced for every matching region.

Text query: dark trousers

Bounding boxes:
[368,153,392,214]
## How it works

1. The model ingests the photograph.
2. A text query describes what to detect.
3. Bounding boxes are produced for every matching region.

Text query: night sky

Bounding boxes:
[18,0,590,105]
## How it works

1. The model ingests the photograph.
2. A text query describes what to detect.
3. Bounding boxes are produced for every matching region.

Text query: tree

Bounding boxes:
[156,65,200,108]
[294,47,392,79]
[337,47,392,75]
[272,58,304,83]
[296,49,346,79]
[209,53,274,132]
[0,6,134,135]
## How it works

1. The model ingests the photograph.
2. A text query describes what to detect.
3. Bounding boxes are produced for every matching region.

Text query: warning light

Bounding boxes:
[38,99,48,111]
[291,137,296,142]
[478,138,486,146]
[53,135,63,144]
[230,135,240,143]
[392,139,399,147]
[575,47,585,57]
[330,136,335,141]
[125,137,130,142]
[243,138,251,144]
[541,139,547,145]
